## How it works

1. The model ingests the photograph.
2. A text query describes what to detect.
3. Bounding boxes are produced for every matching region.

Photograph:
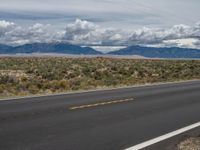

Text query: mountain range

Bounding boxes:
[0,43,200,58]
[0,43,102,55]
[108,45,200,58]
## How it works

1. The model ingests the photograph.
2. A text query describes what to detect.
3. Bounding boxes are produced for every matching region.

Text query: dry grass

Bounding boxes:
[178,137,200,150]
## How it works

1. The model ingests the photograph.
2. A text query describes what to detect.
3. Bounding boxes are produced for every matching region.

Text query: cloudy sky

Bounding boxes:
[0,0,200,50]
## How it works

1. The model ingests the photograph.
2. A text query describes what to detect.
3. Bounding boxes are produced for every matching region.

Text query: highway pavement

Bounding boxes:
[0,80,200,150]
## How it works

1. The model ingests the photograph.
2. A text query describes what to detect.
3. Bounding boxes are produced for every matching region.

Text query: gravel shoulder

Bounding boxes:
[143,127,200,150]
[178,137,200,150]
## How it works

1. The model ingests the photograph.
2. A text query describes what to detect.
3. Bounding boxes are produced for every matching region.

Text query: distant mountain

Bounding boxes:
[0,43,102,55]
[108,45,200,58]
[0,44,13,53]
[1,43,200,58]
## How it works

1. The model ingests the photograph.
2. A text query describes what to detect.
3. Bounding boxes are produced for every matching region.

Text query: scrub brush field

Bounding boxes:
[0,57,200,99]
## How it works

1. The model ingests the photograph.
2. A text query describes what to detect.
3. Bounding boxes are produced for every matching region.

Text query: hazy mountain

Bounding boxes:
[0,44,13,53]
[108,45,200,58]
[1,43,200,58]
[0,43,102,55]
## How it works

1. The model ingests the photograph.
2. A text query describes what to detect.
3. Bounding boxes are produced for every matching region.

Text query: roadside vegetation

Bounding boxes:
[178,137,200,150]
[0,57,200,99]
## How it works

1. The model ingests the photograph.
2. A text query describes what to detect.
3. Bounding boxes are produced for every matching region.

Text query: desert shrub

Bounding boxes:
[0,85,4,93]
[0,57,200,98]
[0,75,15,84]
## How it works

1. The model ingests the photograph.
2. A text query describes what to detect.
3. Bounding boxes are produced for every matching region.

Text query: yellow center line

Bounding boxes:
[69,98,134,110]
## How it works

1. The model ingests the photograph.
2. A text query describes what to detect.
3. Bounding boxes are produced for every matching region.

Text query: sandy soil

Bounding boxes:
[178,137,200,150]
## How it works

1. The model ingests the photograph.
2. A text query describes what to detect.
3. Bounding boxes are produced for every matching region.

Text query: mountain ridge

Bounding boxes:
[0,43,102,55]
[108,45,200,58]
[1,43,200,58]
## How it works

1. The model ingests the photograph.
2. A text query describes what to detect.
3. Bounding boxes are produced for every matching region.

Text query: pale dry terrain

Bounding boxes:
[178,137,200,150]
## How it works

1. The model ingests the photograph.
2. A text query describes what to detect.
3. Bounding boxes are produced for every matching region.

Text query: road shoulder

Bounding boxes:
[143,127,200,150]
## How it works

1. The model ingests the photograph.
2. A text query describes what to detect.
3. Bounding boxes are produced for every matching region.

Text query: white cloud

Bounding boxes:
[63,19,128,45]
[0,19,200,50]
[64,19,98,43]
[0,20,63,45]
[0,20,16,37]
[61,19,197,49]
[0,20,15,28]
[162,38,199,49]
[127,23,200,48]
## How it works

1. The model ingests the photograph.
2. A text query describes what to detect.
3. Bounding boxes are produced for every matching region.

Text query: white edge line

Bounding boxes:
[125,122,200,150]
[0,79,199,101]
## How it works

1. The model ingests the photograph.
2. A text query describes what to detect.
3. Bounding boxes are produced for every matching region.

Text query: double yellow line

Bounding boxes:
[69,98,134,110]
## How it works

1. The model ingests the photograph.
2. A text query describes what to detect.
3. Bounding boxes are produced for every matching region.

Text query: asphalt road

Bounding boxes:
[0,80,200,150]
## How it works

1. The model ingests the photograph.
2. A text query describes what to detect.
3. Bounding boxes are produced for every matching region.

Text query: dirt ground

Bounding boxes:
[178,137,200,150]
